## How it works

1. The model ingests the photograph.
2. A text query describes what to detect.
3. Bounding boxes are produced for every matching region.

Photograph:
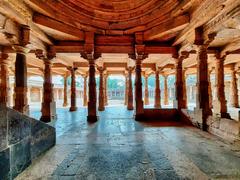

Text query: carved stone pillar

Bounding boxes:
[124,74,128,105]
[230,64,239,108]
[87,59,97,122]
[98,67,105,111]
[0,53,10,106]
[164,75,169,105]
[40,57,56,122]
[127,67,134,110]
[213,54,230,118]
[104,74,108,106]
[83,75,88,106]
[208,69,213,109]
[63,75,68,107]
[183,70,187,108]
[144,74,149,105]
[134,59,144,120]
[195,45,212,130]
[13,47,29,114]
[173,54,187,110]
[154,70,161,108]
[69,67,77,112]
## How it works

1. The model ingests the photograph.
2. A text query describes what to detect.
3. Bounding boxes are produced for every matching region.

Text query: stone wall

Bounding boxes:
[0,105,56,180]
[144,108,182,121]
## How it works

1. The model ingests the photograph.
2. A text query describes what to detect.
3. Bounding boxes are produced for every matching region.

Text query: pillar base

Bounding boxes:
[134,113,145,121]
[13,105,29,115]
[154,104,161,109]
[63,103,68,107]
[98,107,105,111]
[87,115,98,123]
[213,100,231,119]
[127,105,134,110]
[69,106,77,112]
[40,116,53,123]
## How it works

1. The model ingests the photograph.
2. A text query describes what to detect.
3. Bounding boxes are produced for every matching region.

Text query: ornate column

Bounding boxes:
[208,69,213,109]
[173,52,188,110]
[134,59,144,120]
[63,74,68,107]
[213,53,230,118]
[83,75,88,106]
[144,74,149,105]
[127,67,134,110]
[154,70,161,108]
[0,53,10,106]
[69,67,77,111]
[164,75,169,105]
[124,73,128,105]
[183,69,187,108]
[98,67,105,111]
[87,59,98,122]
[230,64,239,108]
[104,73,108,106]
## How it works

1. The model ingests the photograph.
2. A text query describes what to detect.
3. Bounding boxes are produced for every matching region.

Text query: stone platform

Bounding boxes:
[0,105,56,180]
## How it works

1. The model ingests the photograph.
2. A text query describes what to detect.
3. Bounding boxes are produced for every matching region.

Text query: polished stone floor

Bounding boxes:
[16,106,240,180]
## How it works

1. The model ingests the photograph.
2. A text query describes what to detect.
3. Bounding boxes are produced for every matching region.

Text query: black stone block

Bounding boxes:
[0,148,10,180]
[10,138,31,179]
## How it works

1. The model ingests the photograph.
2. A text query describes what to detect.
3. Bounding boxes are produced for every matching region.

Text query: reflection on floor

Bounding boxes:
[17,106,240,179]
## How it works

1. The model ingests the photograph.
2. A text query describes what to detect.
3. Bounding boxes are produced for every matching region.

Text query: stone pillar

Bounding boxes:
[104,73,108,106]
[208,69,213,109]
[83,75,88,106]
[154,70,161,108]
[40,57,56,122]
[144,74,149,105]
[173,53,187,110]
[124,74,128,105]
[69,67,77,112]
[195,45,212,130]
[164,75,169,105]
[183,70,187,108]
[230,64,239,108]
[213,54,230,118]
[13,47,29,114]
[0,53,10,106]
[98,67,105,111]
[134,59,144,120]
[87,59,97,122]
[63,75,68,107]
[127,67,134,110]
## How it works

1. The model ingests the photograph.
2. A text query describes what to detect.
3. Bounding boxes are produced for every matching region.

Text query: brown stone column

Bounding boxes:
[208,69,213,109]
[164,75,169,105]
[213,53,230,118]
[69,67,77,111]
[154,70,161,108]
[144,74,149,105]
[40,57,56,122]
[87,59,97,122]
[230,64,239,108]
[0,53,10,106]
[183,70,187,108]
[124,74,128,105]
[13,47,29,114]
[63,75,68,107]
[127,67,134,110]
[104,73,108,106]
[173,54,187,110]
[98,67,105,111]
[195,45,212,130]
[83,75,88,106]
[134,59,144,120]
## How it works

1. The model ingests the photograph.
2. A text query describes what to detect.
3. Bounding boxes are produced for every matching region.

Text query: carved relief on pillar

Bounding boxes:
[230,64,239,108]
[83,74,88,107]
[144,73,149,106]
[68,67,78,112]
[36,48,57,122]
[154,70,161,108]
[0,53,10,106]
[126,66,134,110]
[213,53,230,118]
[97,66,105,111]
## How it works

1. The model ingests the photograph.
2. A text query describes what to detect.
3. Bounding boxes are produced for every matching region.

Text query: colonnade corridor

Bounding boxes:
[15,106,240,180]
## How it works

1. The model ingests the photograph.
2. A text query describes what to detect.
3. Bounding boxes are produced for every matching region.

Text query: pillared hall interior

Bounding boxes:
[1,0,240,179]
